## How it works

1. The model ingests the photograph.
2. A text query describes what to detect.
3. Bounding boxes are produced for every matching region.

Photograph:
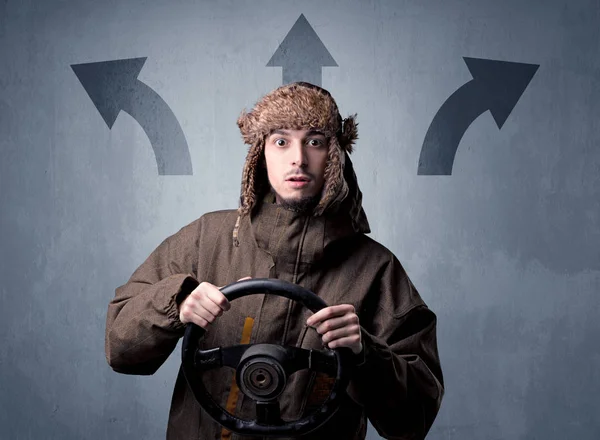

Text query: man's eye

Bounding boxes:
[308,139,324,147]
[275,139,286,146]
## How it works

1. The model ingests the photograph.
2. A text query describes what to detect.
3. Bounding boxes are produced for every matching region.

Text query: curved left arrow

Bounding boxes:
[71,57,192,175]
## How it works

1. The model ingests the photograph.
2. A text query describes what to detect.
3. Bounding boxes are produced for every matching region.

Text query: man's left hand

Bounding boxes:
[306,304,363,355]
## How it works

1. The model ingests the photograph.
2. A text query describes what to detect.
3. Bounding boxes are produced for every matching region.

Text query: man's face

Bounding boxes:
[264,128,329,209]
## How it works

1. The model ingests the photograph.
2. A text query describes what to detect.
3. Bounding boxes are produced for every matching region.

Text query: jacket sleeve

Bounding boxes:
[347,252,444,440]
[104,220,201,375]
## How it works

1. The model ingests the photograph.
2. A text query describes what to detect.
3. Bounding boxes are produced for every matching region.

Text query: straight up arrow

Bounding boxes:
[267,14,338,86]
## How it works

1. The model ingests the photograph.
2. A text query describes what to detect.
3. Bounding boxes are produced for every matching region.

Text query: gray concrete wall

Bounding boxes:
[1,0,598,438]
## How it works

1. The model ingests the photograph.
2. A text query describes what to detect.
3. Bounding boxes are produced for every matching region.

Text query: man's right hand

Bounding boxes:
[178,278,250,329]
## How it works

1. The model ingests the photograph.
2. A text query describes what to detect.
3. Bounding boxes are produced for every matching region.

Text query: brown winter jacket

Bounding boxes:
[105,157,444,440]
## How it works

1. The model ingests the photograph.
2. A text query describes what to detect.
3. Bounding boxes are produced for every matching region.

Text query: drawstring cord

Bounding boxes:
[232,215,241,247]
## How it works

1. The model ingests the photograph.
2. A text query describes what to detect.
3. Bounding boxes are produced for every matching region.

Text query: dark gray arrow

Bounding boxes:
[267,14,337,86]
[71,57,192,175]
[418,57,539,175]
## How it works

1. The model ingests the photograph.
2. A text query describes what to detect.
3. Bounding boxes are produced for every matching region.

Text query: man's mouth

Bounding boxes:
[286,175,311,182]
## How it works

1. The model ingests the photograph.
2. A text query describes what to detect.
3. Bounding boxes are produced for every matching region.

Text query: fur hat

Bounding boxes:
[236,82,358,217]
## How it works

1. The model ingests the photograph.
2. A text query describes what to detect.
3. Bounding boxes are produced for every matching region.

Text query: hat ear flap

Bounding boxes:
[340,114,358,153]
[239,137,266,216]
[314,136,348,216]
[237,109,259,145]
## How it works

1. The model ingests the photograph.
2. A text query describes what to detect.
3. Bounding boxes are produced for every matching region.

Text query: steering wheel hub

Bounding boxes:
[237,343,289,401]
[239,358,286,400]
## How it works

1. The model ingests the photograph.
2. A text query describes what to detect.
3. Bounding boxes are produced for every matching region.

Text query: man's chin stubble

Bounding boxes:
[277,193,321,214]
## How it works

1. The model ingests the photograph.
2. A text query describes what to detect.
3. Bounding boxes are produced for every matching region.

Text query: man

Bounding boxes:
[105,82,444,439]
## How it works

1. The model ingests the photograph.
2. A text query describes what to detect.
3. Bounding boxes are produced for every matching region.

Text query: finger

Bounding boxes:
[193,304,222,324]
[307,304,355,327]
[315,314,359,335]
[315,315,358,335]
[179,302,213,328]
[195,294,224,317]
[188,313,211,329]
[181,285,225,320]
[205,286,231,312]
[186,287,223,317]
[321,324,361,344]
[192,281,222,302]
[325,334,362,351]
[181,298,221,323]
[214,278,251,304]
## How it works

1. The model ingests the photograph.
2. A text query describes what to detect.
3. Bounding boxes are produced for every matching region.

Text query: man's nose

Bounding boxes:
[289,142,307,167]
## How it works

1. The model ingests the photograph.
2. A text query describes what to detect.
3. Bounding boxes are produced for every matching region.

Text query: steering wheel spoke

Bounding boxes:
[256,400,283,426]
[194,344,256,371]
[192,347,222,371]
[277,346,337,376]
[220,344,254,368]
[306,349,338,376]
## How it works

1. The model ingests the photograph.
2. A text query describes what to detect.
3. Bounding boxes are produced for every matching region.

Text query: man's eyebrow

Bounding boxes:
[269,129,326,137]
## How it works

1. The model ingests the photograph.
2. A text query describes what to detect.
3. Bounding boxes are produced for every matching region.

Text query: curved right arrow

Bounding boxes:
[418,57,539,175]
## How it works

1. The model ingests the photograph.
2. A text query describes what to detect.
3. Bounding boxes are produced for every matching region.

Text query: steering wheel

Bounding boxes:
[181,278,352,437]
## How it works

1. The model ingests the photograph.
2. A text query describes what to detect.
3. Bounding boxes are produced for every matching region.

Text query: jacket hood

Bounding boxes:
[233,82,370,245]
